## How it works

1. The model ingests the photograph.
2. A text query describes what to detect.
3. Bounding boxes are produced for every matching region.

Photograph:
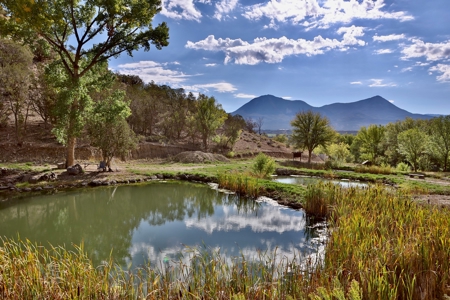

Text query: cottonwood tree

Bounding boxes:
[430,116,450,171]
[355,124,386,163]
[0,0,169,167]
[0,39,34,143]
[87,77,137,170]
[397,128,429,172]
[291,110,336,164]
[256,117,264,135]
[195,94,227,151]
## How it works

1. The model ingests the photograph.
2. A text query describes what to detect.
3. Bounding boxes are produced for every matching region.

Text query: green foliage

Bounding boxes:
[429,116,450,171]
[397,128,429,172]
[1,0,169,166]
[355,124,385,163]
[223,114,246,149]
[327,142,353,164]
[87,84,137,169]
[195,94,228,151]
[273,133,288,144]
[251,153,276,178]
[396,162,411,172]
[0,39,34,140]
[291,110,336,163]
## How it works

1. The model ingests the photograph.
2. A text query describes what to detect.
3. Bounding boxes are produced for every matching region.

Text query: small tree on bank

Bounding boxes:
[397,128,429,172]
[291,111,336,164]
[195,94,227,151]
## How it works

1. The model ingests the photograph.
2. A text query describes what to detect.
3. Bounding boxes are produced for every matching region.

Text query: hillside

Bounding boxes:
[232,95,434,131]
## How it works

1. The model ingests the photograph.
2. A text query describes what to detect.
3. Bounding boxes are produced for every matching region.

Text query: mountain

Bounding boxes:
[231,95,435,131]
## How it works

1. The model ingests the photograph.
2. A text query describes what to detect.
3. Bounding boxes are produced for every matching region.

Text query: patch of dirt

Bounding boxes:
[412,194,450,207]
[172,151,229,164]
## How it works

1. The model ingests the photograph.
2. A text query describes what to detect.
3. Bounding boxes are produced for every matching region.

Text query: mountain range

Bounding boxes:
[231,95,435,131]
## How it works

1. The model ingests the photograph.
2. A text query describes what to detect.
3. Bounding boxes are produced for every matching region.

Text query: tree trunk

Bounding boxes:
[203,135,208,151]
[66,136,76,168]
[308,149,312,164]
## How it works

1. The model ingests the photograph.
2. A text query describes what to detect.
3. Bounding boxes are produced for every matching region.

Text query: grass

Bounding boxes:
[303,183,450,299]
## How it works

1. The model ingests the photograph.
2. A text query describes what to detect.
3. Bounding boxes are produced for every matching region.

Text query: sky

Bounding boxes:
[109,0,450,114]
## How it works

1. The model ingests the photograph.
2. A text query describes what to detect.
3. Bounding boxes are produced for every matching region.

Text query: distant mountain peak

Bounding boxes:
[232,95,433,131]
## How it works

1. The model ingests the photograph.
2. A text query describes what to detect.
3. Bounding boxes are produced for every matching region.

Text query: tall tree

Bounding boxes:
[397,128,429,172]
[0,39,34,143]
[0,0,169,166]
[290,110,336,164]
[195,94,227,151]
[355,124,385,163]
[430,115,450,171]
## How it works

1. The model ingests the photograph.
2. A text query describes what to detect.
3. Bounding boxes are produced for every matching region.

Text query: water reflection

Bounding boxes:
[0,182,322,268]
[274,175,368,188]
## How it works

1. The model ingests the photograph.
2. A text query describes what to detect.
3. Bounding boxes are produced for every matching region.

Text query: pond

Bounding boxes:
[273,175,368,188]
[0,181,324,268]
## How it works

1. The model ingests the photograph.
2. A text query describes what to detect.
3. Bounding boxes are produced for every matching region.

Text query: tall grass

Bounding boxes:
[217,172,261,198]
[304,183,450,299]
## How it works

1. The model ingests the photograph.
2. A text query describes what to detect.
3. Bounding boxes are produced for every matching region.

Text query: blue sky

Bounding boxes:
[109,0,450,114]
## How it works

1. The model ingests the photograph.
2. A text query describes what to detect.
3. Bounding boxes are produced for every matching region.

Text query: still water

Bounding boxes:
[273,175,368,188]
[0,182,323,268]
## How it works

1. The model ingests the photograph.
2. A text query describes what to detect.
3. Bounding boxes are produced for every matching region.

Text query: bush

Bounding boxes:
[251,153,276,178]
[396,162,411,172]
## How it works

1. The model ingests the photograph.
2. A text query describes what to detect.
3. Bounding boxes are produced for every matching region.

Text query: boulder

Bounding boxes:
[67,164,83,175]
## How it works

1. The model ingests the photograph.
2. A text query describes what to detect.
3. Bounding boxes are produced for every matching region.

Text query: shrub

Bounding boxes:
[251,153,275,178]
[396,162,411,172]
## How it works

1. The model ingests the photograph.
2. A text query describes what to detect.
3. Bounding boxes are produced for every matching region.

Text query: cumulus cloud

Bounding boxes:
[429,64,450,82]
[115,60,190,84]
[350,81,362,84]
[183,82,237,93]
[214,0,238,20]
[369,79,397,87]
[186,26,366,65]
[234,93,257,98]
[205,63,217,67]
[401,39,450,61]
[161,0,202,21]
[373,34,406,42]
[243,0,413,29]
[375,49,393,54]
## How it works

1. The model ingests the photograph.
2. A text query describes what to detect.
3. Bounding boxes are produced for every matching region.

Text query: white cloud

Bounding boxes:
[369,79,397,87]
[214,0,238,20]
[205,63,217,67]
[183,82,237,93]
[401,67,413,72]
[373,34,406,42]
[234,93,257,98]
[186,26,366,65]
[350,81,362,85]
[401,39,450,61]
[282,96,292,99]
[242,0,413,29]
[375,48,393,54]
[161,0,202,21]
[115,60,190,84]
[429,64,450,82]
[389,100,395,103]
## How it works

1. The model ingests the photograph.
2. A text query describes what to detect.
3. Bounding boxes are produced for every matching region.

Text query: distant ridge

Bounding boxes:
[231,95,435,131]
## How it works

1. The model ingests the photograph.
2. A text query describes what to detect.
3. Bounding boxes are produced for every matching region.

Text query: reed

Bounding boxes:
[304,183,450,299]
[217,172,261,198]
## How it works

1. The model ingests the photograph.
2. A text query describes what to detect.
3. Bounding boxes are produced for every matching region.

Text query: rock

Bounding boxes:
[0,186,9,190]
[57,162,66,169]
[22,174,32,182]
[28,175,41,184]
[67,164,83,175]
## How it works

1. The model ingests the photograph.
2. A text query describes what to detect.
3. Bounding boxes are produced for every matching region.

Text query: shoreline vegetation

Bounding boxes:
[1,160,450,299]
